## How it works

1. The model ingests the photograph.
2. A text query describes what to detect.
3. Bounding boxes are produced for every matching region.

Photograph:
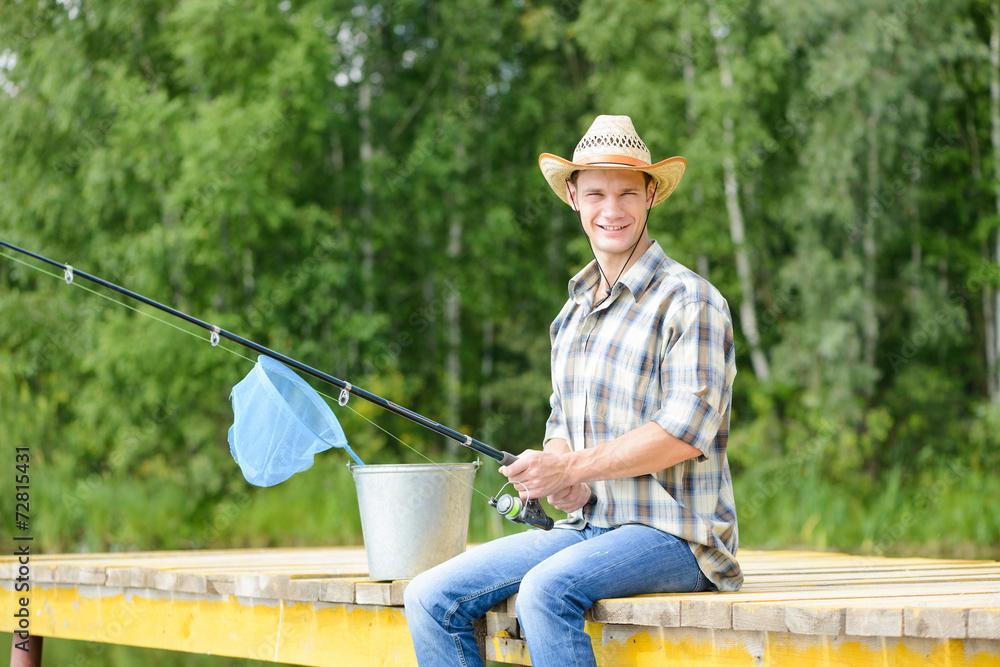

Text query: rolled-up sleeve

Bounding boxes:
[651,299,734,459]
[544,389,569,444]
[544,303,574,445]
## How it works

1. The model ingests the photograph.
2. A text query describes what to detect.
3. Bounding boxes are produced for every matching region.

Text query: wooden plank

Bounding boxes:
[679,597,733,629]
[583,583,997,639]
[206,574,236,597]
[10,548,371,587]
[762,594,1000,639]
[319,578,363,604]
[784,605,844,635]
[32,564,107,586]
[905,607,967,639]
[732,603,788,632]
[651,582,1000,607]
[355,581,407,607]
[232,574,322,602]
[846,606,903,637]
[152,570,206,595]
[104,567,157,589]
[740,569,1000,587]
[969,608,1000,639]
[781,593,1000,608]
[591,597,681,628]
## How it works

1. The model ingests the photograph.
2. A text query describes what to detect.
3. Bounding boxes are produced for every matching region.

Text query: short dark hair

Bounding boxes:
[568,169,653,188]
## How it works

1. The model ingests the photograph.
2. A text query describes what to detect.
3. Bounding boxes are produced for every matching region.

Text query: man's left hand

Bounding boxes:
[547,482,593,512]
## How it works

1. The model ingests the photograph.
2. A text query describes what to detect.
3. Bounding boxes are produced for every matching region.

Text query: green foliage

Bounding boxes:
[0,0,998,581]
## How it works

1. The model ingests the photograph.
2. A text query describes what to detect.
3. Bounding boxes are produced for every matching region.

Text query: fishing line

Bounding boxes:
[1,246,493,501]
[2,241,519,471]
[1,248,258,363]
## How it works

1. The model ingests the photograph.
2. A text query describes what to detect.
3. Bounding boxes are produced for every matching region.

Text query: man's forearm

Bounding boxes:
[564,422,701,486]
[504,424,702,501]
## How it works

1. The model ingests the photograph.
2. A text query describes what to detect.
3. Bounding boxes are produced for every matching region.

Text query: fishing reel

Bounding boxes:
[489,484,554,531]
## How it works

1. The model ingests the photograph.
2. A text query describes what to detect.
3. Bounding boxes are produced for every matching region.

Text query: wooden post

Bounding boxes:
[10,634,43,667]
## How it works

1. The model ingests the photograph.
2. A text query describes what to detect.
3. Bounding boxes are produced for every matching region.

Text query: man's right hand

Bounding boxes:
[548,482,592,513]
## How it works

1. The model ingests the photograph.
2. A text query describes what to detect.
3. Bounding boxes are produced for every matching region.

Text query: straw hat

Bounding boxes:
[539,115,687,208]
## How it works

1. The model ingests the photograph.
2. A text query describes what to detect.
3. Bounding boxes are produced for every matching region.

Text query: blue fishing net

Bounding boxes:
[228,355,363,487]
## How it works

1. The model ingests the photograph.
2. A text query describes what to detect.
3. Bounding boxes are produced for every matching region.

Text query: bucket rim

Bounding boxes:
[349,461,481,474]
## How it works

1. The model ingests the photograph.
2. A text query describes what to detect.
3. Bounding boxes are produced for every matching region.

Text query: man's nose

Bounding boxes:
[602,195,626,218]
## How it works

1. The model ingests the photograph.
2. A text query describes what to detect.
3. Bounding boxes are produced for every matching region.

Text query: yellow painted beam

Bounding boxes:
[591,625,1000,667]
[490,623,1000,666]
[1,584,416,666]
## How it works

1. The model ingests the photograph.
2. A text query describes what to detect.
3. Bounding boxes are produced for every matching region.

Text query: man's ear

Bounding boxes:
[565,181,578,211]
[646,179,657,208]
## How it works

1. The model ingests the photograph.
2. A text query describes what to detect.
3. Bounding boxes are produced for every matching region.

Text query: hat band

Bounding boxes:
[576,154,650,168]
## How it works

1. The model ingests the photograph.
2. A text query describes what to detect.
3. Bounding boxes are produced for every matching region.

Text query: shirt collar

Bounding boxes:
[567,240,667,305]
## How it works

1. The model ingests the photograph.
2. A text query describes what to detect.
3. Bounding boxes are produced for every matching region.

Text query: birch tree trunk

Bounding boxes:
[988,2,1000,401]
[481,317,493,414]
[862,110,880,377]
[707,0,771,382]
[681,29,711,282]
[359,78,374,318]
[444,206,462,455]
[442,136,466,454]
[680,30,697,127]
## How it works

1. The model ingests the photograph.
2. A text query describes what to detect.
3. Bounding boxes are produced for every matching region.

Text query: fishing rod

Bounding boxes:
[0,239,556,530]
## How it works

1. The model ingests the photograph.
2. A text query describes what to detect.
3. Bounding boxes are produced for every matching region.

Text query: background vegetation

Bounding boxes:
[2,0,1000,662]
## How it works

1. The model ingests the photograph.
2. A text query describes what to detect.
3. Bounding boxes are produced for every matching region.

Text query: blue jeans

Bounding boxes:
[403,523,710,667]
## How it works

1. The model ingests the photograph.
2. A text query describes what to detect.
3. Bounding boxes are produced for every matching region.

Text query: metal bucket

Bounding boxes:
[350,462,480,580]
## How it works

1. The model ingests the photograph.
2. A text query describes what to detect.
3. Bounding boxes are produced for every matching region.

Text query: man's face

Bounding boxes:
[567,169,654,261]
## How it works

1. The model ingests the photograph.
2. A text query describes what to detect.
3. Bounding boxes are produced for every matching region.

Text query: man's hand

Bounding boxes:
[498,449,573,502]
[547,482,592,513]
[498,424,702,514]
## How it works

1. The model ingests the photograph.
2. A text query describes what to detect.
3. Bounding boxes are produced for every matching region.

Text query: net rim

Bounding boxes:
[254,355,343,448]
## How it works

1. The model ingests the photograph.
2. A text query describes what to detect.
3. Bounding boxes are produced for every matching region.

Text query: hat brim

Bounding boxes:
[538,153,687,208]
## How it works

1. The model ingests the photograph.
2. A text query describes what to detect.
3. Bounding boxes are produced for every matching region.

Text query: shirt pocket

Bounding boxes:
[605,345,658,437]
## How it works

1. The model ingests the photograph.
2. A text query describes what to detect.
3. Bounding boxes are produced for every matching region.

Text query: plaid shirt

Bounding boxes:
[544,241,742,591]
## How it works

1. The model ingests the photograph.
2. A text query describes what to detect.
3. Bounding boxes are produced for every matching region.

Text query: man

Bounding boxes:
[404,115,741,667]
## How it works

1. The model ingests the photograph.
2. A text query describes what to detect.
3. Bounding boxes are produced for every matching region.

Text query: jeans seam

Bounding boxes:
[452,635,468,667]
[441,576,523,634]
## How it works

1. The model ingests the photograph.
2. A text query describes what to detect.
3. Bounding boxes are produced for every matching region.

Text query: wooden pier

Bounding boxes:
[3,546,999,665]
